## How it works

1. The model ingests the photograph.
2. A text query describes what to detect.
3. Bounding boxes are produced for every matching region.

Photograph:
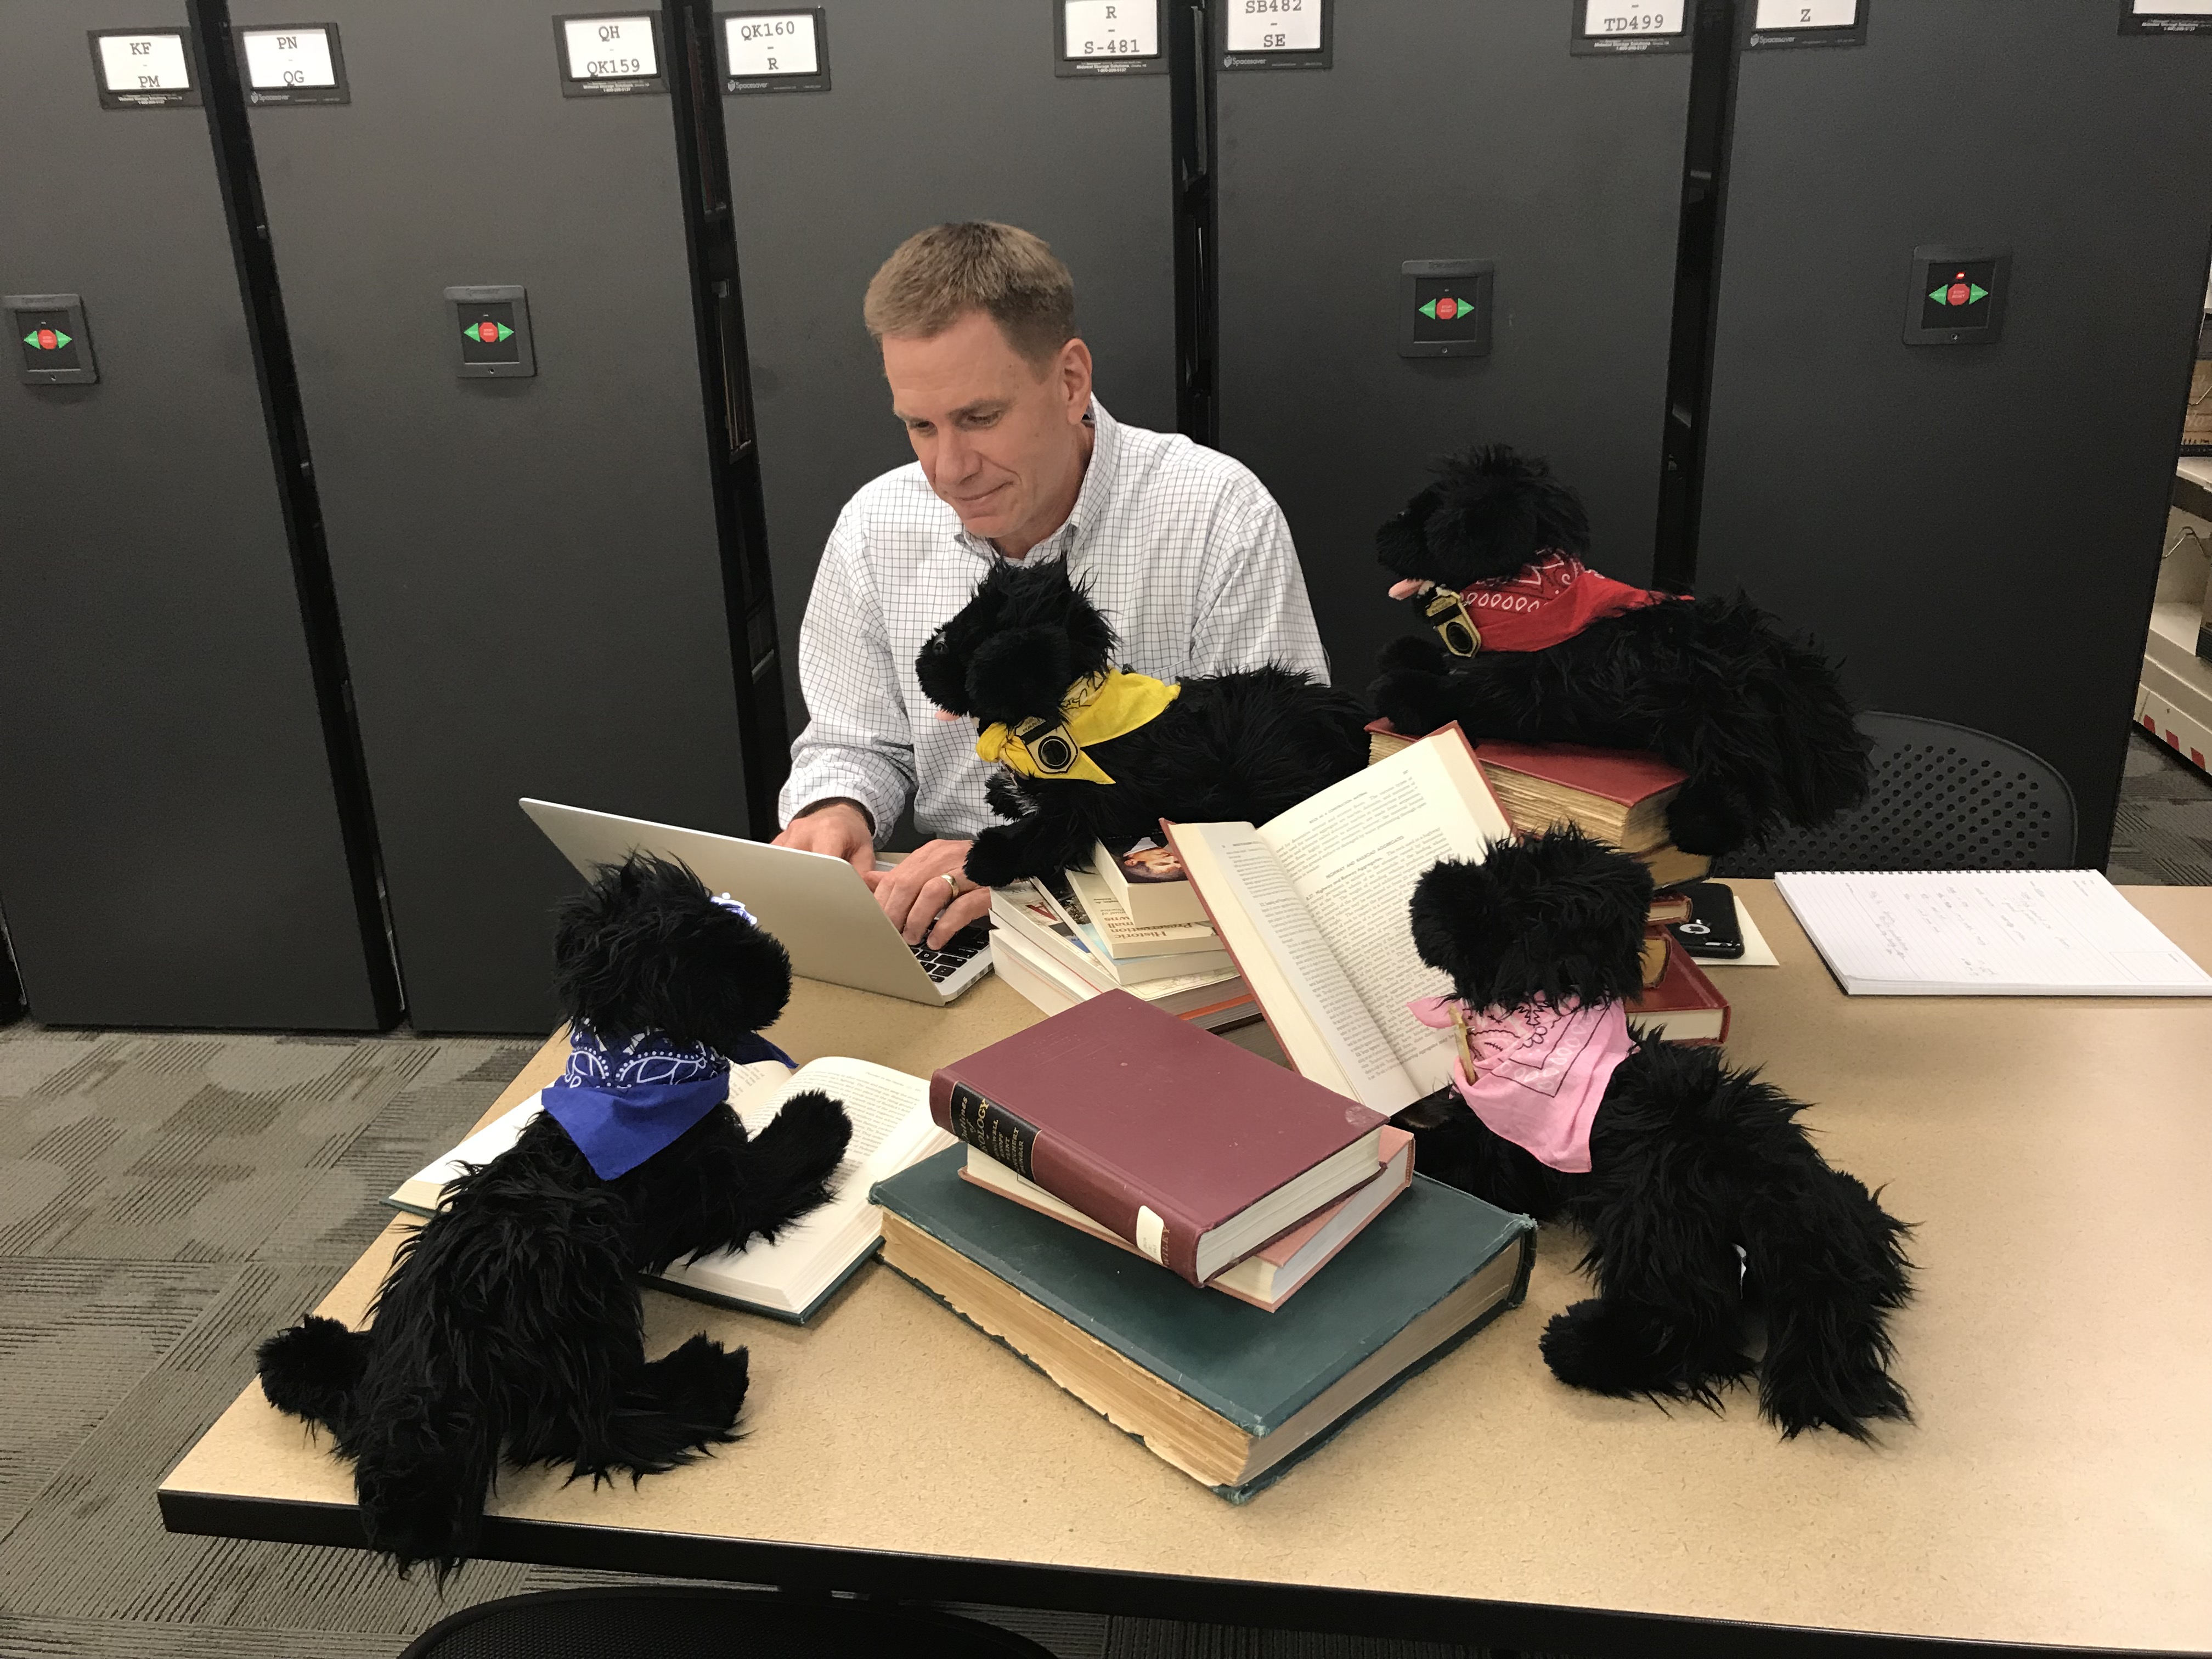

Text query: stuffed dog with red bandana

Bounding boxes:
[1371,444,1870,857]
[1401,826,1912,1439]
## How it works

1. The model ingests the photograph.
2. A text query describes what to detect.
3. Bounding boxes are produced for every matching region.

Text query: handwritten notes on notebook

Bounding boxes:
[1774,871,2212,996]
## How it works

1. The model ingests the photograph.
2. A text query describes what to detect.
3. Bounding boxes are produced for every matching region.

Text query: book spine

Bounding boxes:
[927,1069,1205,1286]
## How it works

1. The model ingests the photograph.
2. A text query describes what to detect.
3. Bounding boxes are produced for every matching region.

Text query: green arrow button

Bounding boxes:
[1419,298,1438,319]
[1968,283,1988,303]
[1928,286,1947,304]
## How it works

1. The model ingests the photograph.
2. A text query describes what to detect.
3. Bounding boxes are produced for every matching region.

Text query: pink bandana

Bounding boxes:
[1407,995,1637,1173]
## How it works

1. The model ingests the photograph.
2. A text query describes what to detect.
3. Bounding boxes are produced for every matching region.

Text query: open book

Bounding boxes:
[387,1056,953,1323]
[1166,727,1515,1114]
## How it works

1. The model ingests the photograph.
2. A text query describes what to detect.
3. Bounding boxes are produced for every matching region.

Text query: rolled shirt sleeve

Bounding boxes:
[776,510,916,836]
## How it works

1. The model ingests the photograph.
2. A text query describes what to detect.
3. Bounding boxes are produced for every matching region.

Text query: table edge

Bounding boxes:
[153,1483,2209,1659]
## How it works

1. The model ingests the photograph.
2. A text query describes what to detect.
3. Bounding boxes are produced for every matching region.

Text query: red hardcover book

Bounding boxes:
[1625,946,1731,1045]
[927,991,1389,1288]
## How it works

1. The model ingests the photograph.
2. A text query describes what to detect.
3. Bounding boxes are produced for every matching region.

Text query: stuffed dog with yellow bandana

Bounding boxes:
[917,557,1369,886]
[1372,443,1870,858]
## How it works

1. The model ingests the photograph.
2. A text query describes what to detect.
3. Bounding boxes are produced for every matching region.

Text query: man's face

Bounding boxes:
[883,311,1093,550]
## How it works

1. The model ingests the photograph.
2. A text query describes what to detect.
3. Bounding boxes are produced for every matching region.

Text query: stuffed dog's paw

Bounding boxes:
[1370,668,1460,741]
[1664,781,1757,859]
[961,826,1029,889]
[1379,631,1451,676]
[257,1314,370,1429]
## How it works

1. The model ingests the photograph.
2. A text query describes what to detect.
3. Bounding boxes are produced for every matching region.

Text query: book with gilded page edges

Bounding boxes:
[871,1146,1535,1498]
[928,991,1387,1288]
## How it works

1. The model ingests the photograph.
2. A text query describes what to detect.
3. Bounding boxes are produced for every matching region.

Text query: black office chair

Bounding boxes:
[395,1587,1059,1659]
[1713,712,2078,877]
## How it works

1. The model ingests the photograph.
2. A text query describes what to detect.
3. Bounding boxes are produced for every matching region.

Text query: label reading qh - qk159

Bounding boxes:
[563,15,657,81]
[946,1083,1040,1181]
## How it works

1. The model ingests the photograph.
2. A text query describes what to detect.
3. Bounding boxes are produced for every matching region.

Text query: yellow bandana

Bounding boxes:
[974,669,1181,785]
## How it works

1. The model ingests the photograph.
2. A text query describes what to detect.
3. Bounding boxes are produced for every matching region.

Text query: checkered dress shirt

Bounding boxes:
[777,400,1331,842]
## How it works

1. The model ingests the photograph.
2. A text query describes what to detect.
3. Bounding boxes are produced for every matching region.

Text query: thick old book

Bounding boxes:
[1625,946,1730,1042]
[1471,740,1686,854]
[871,1146,1535,1498]
[1367,721,1703,878]
[1092,835,1210,928]
[927,992,1388,1288]
[961,1126,1415,1311]
[388,1056,950,1322]
[1165,727,1519,1115]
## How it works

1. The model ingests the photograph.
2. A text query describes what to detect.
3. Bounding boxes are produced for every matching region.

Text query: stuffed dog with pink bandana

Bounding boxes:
[1401,827,1913,1439]
[1372,443,1870,859]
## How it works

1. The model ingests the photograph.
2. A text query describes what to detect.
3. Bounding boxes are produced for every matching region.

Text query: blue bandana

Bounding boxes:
[543,1023,794,1179]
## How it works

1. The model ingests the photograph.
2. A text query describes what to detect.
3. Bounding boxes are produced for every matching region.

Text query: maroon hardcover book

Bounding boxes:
[928,991,1389,1288]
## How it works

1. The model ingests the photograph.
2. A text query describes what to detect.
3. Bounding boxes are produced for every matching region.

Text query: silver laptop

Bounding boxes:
[520,799,993,1005]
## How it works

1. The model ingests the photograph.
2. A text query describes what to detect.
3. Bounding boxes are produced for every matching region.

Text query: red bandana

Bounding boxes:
[1458,552,1667,653]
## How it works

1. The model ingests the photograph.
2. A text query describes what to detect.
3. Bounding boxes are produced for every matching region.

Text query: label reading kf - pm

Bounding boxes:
[89,29,201,107]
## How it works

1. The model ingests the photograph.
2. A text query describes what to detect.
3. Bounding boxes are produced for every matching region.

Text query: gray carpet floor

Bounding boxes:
[4,740,2206,1658]
[0,1023,1510,1658]
[2109,728,2212,884]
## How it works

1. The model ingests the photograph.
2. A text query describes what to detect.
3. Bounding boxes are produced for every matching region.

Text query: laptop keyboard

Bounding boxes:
[915,922,991,983]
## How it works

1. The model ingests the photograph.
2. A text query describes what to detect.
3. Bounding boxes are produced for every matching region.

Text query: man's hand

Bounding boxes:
[866,838,991,949]
[772,800,875,879]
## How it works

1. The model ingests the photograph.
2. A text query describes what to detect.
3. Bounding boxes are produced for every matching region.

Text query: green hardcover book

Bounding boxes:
[871,1147,1535,1500]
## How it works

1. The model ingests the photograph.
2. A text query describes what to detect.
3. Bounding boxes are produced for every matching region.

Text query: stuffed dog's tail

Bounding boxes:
[1744,1164,1914,1440]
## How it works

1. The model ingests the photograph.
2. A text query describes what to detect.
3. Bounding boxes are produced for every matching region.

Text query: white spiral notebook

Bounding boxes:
[1773,870,2212,997]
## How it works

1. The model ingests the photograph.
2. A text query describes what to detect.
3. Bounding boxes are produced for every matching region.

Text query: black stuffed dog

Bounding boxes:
[1401,828,1912,1439]
[256,854,852,1578]
[1372,444,1870,857]
[917,557,1369,885]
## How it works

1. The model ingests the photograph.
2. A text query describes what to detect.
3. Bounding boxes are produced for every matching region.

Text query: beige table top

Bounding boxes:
[161,884,2212,1656]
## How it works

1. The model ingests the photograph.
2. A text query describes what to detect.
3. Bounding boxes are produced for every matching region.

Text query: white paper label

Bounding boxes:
[241,27,336,89]
[2135,0,2212,12]
[562,15,657,81]
[1582,4,1685,36]
[725,13,818,76]
[1225,0,1322,53]
[1065,1,1158,59]
[1135,1205,1166,1265]
[1754,0,1858,26]
[98,32,190,92]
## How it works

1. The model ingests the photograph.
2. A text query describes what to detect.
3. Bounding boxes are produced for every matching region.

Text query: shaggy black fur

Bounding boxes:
[916,557,1370,884]
[1402,830,1914,1440]
[255,854,852,1578]
[1372,444,1871,857]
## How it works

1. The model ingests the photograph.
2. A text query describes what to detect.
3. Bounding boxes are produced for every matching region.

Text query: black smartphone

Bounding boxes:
[1668,881,1744,961]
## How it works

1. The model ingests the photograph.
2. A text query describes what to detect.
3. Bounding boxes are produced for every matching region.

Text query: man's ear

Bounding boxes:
[1057,337,1093,421]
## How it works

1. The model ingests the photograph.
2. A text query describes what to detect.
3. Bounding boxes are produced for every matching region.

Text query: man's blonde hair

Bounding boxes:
[863,222,1076,367]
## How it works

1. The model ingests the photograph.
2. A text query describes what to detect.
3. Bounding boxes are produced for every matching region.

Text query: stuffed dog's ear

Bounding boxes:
[1381,444,1590,590]
[553,853,793,1053]
[917,583,1009,716]
[969,627,1075,728]
[1410,828,1651,1011]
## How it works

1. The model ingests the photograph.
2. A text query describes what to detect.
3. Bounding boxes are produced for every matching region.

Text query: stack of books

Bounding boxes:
[872,990,1535,1498]
[1364,723,1728,1042]
[989,840,1257,1033]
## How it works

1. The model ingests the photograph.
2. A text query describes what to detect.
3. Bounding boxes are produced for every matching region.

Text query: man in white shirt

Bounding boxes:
[772,222,1328,949]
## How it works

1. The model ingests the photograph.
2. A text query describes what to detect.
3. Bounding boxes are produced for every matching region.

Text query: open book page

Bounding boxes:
[677,1057,950,1300]
[1170,822,1413,1107]
[1258,729,1515,1103]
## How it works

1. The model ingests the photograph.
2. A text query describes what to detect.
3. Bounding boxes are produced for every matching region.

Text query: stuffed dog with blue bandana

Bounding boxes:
[917,556,1370,885]
[255,853,851,1578]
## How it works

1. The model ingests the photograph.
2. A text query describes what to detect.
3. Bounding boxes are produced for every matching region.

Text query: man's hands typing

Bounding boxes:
[868,839,990,950]
[774,803,991,950]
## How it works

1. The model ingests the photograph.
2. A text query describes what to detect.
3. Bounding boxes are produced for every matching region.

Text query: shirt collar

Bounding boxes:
[952,398,1117,568]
